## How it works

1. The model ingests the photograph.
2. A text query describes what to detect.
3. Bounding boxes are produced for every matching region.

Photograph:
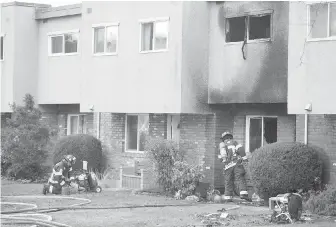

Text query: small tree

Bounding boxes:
[1,94,50,180]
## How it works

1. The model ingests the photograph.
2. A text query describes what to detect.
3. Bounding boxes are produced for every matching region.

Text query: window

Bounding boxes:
[49,30,79,56]
[125,114,149,152]
[140,18,169,52]
[93,23,119,55]
[246,116,277,153]
[67,114,86,135]
[0,35,3,61]
[167,114,180,143]
[225,14,271,43]
[308,2,336,40]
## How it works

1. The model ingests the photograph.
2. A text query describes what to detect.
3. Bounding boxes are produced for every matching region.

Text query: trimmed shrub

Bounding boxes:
[304,184,336,216]
[171,161,204,198]
[1,94,50,180]
[52,134,103,172]
[248,142,323,199]
[145,137,185,193]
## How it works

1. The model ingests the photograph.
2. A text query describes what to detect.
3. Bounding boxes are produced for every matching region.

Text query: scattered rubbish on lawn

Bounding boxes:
[251,193,262,202]
[220,212,229,219]
[174,190,182,200]
[204,213,218,217]
[185,195,199,202]
[213,195,222,203]
[217,205,240,212]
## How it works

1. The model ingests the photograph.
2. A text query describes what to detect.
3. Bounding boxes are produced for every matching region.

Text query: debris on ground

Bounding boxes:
[196,212,237,226]
[220,212,229,219]
[185,195,199,202]
[174,190,182,200]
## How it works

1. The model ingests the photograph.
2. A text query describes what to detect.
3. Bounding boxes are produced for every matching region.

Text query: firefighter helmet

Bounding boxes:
[221,131,233,139]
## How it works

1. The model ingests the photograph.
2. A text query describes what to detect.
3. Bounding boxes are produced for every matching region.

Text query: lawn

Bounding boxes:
[1,179,335,227]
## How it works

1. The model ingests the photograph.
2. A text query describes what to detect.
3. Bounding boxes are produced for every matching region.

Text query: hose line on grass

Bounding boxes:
[1,195,91,227]
[1,195,241,227]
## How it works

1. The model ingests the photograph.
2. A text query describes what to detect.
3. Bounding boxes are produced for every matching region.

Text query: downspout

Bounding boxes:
[96,112,100,139]
[304,114,308,145]
[304,103,312,145]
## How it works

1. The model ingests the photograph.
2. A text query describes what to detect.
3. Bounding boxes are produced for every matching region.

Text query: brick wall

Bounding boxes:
[98,113,168,180]
[179,113,229,186]
[1,113,11,127]
[57,114,67,137]
[149,114,167,139]
[295,114,336,184]
[277,115,296,142]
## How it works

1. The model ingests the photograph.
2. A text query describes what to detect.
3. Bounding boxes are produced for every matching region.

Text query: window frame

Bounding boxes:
[139,17,170,54]
[0,34,4,61]
[245,115,278,154]
[224,12,273,45]
[48,29,80,57]
[307,2,336,42]
[92,22,120,56]
[67,114,86,136]
[125,114,149,153]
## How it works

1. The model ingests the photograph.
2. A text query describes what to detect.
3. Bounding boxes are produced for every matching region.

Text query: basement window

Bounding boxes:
[125,114,149,153]
[225,14,271,43]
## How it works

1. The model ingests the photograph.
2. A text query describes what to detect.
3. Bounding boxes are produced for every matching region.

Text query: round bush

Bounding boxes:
[248,142,323,199]
[52,134,103,172]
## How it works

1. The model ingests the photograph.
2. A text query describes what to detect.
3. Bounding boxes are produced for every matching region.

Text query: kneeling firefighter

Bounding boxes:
[43,155,76,195]
[218,132,249,202]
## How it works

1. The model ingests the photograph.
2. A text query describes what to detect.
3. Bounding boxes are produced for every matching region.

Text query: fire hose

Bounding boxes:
[2,195,237,227]
[1,195,91,227]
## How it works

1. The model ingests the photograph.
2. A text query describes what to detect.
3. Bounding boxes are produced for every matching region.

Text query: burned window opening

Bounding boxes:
[225,13,271,43]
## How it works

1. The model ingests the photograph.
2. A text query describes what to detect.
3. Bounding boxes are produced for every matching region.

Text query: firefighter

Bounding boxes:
[43,155,76,195]
[218,132,249,202]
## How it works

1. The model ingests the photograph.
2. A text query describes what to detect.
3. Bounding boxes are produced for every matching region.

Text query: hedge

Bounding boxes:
[52,134,103,172]
[248,142,323,199]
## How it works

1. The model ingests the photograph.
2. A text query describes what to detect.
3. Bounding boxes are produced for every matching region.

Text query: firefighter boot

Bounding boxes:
[42,184,49,195]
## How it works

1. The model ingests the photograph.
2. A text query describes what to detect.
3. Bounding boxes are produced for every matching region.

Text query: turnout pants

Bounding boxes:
[224,164,248,198]
[47,183,62,194]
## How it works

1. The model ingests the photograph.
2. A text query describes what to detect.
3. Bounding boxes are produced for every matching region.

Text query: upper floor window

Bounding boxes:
[140,18,169,53]
[225,14,271,43]
[48,30,79,56]
[308,2,336,40]
[0,35,4,61]
[93,23,119,55]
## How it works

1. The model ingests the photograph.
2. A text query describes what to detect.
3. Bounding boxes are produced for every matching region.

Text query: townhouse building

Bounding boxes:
[288,1,336,184]
[1,1,335,189]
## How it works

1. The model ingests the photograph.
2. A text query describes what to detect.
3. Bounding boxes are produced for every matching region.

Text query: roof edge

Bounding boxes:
[35,3,82,20]
[2,1,51,8]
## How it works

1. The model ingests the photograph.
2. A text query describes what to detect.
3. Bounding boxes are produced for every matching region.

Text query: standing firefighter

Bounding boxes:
[218,132,249,202]
[42,155,76,195]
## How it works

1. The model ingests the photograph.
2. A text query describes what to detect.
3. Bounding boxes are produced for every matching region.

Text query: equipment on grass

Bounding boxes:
[74,170,102,193]
[270,193,303,224]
